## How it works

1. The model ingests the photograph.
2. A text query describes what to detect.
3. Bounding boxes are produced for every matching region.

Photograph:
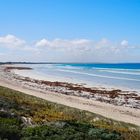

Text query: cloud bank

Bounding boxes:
[0,34,139,62]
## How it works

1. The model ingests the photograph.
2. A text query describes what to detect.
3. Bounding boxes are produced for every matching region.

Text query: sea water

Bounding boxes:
[15,63,140,91]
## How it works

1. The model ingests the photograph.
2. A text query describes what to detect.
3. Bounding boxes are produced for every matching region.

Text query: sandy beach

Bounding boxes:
[0,65,140,126]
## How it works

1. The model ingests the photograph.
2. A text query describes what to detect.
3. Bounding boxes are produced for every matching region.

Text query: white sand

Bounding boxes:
[0,70,140,126]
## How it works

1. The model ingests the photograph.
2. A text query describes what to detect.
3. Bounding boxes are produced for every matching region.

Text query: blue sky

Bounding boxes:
[0,0,140,62]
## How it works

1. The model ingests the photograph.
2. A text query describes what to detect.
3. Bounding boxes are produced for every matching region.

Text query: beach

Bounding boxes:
[0,64,140,126]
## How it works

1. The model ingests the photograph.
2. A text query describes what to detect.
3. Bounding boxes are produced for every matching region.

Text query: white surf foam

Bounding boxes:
[57,69,140,82]
[98,70,140,75]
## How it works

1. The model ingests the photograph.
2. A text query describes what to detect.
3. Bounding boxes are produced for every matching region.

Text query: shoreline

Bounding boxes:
[12,64,140,92]
[0,65,140,126]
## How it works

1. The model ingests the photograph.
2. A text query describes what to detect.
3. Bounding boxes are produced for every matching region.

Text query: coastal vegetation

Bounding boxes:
[0,86,140,140]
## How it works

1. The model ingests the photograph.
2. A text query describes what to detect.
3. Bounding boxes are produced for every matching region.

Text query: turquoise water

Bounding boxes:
[20,63,140,90]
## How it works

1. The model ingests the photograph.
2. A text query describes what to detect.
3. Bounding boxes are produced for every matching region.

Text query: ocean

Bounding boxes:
[14,63,140,91]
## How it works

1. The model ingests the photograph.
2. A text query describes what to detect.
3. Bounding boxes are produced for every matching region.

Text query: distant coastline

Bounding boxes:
[1,62,140,64]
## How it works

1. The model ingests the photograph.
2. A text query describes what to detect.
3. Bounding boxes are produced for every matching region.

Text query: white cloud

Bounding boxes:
[0,34,26,48]
[35,38,50,47]
[35,38,92,50]
[121,40,128,47]
[0,34,139,62]
[0,52,4,56]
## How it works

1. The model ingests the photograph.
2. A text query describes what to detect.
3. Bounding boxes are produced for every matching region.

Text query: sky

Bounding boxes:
[0,0,140,62]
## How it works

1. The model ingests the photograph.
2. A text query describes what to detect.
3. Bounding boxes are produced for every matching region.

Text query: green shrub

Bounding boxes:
[0,118,21,140]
